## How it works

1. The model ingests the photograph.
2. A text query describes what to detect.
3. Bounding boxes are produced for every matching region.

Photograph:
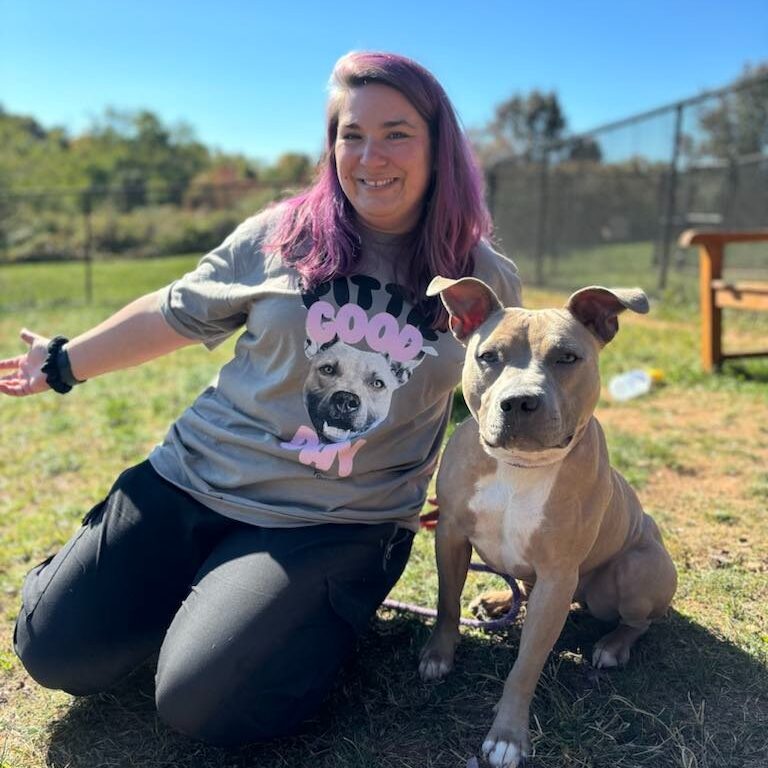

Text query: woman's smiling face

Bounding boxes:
[334,83,432,235]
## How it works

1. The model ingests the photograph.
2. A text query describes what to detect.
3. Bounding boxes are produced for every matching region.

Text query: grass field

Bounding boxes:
[1,254,767,767]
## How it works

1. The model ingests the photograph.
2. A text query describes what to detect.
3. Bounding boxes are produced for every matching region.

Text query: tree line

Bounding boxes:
[2,61,765,203]
[472,62,767,166]
[0,62,765,263]
[0,107,314,208]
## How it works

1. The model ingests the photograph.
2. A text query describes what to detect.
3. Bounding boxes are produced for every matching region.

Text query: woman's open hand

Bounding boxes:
[0,329,52,397]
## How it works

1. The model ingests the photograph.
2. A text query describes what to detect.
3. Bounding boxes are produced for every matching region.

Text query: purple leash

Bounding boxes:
[382,561,522,630]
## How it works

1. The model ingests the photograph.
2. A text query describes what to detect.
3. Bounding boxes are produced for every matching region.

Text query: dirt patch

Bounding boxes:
[597,389,768,571]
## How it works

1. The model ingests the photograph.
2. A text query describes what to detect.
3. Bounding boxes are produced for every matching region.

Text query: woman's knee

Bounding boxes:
[14,608,123,696]
[156,676,309,746]
[155,651,334,746]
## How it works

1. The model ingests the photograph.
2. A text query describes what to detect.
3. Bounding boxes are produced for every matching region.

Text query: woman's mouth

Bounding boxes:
[359,178,396,188]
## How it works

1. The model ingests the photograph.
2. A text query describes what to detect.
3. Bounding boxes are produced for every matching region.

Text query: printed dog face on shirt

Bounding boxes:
[304,337,427,443]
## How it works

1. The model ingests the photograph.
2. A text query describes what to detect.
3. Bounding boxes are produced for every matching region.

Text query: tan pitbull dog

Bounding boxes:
[419,277,677,768]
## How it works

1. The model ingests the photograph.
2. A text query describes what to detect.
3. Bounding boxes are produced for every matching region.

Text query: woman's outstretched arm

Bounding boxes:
[0,290,198,397]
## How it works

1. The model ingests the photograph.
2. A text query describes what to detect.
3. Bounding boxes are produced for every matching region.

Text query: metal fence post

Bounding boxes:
[658,103,683,290]
[487,165,497,225]
[81,192,93,304]
[533,150,550,286]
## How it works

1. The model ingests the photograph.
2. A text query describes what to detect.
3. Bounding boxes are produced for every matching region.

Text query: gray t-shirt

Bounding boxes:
[149,206,522,530]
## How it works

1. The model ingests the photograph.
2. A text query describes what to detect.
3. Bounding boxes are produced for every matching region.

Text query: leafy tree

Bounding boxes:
[479,90,567,163]
[185,157,261,209]
[565,135,603,162]
[0,105,298,262]
[260,152,314,185]
[0,108,84,193]
[697,62,768,159]
[78,109,210,207]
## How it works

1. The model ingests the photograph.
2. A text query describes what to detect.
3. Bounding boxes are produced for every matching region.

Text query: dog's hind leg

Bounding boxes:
[592,618,652,668]
[585,514,677,669]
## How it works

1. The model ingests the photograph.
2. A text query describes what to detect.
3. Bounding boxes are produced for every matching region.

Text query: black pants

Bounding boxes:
[14,461,413,746]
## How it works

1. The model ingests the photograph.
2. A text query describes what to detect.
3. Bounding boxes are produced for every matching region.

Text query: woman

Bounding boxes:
[2,51,521,746]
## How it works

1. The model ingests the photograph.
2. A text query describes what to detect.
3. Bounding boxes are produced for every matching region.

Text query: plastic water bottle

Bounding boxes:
[608,369,663,402]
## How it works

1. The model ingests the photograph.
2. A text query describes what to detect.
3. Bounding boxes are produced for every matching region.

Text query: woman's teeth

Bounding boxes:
[360,178,395,187]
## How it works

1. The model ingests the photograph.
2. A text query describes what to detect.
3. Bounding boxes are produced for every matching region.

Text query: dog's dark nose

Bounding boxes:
[331,391,360,413]
[499,395,540,414]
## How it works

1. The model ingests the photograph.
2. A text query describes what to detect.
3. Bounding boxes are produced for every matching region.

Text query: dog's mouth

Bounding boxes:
[322,422,357,442]
[480,431,574,452]
[480,437,574,468]
[479,418,590,467]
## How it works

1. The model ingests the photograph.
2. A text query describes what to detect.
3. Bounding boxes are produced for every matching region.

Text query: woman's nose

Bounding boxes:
[360,138,387,166]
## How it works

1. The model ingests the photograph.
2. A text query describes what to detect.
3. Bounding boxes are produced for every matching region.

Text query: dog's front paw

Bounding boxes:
[480,734,528,767]
[418,645,454,681]
[480,717,530,767]
[418,628,458,681]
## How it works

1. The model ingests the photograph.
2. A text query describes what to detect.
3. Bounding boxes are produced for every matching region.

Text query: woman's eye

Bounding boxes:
[388,131,408,139]
[557,353,579,364]
[478,350,499,364]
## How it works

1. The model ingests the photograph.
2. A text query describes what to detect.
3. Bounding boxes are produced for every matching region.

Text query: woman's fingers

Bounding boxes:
[0,369,47,397]
[0,330,53,397]
[19,328,40,345]
[0,355,24,370]
[0,381,20,396]
[0,378,29,397]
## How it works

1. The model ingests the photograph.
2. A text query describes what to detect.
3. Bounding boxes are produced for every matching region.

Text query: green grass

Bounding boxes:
[605,430,687,489]
[1,256,767,768]
[516,239,768,298]
[0,253,201,311]
[749,473,768,501]
[516,239,768,350]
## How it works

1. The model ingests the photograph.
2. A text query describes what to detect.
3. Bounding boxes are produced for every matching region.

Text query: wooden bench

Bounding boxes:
[679,229,768,371]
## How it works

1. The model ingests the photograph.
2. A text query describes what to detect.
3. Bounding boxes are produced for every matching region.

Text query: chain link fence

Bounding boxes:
[0,181,291,307]
[0,180,289,261]
[488,74,768,298]
[1,75,766,307]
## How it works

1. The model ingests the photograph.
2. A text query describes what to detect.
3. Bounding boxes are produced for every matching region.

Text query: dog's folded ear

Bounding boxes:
[387,346,436,385]
[427,276,504,343]
[305,335,339,359]
[566,287,649,345]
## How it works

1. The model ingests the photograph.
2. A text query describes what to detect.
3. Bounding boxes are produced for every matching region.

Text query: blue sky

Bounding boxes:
[1,0,766,164]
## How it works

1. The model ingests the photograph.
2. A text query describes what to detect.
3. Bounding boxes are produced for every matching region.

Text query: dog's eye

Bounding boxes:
[371,378,385,389]
[557,353,579,364]
[319,364,336,375]
[478,349,499,364]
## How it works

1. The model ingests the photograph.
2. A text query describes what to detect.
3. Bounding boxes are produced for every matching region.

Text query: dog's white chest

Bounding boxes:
[467,463,559,577]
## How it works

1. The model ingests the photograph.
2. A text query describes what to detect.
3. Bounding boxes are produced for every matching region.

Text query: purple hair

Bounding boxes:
[268,51,492,327]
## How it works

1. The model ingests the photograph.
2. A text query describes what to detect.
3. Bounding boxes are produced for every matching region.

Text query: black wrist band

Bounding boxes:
[56,343,85,388]
[41,336,85,394]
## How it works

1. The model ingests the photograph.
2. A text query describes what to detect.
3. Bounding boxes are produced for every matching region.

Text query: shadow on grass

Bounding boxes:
[719,360,768,383]
[44,607,767,768]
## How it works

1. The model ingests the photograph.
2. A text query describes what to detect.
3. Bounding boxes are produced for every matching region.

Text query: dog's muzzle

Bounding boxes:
[480,391,573,452]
